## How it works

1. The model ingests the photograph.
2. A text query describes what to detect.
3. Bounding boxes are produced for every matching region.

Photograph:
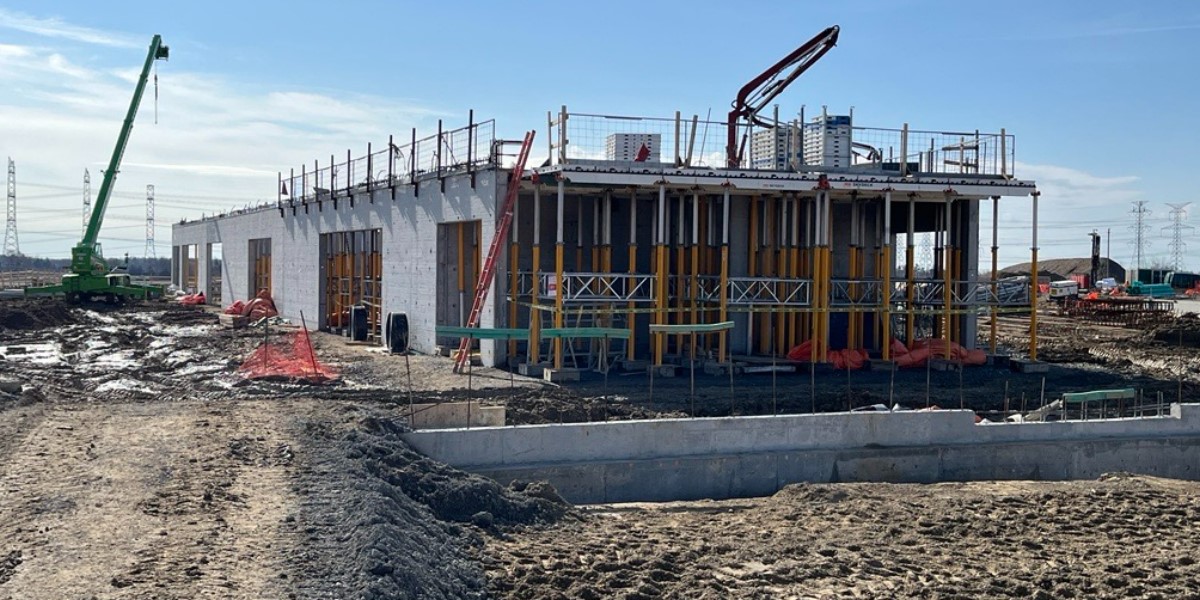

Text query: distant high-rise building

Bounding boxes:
[749,127,798,170]
[803,114,852,168]
[605,133,661,162]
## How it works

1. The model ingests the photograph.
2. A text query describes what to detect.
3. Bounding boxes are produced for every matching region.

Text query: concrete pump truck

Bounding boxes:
[26,35,169,303]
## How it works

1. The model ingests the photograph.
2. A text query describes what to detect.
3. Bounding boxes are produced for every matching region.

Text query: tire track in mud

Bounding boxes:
[0,401,295,599]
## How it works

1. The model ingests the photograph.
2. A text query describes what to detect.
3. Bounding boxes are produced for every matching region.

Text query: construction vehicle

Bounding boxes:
[26,35,169,304]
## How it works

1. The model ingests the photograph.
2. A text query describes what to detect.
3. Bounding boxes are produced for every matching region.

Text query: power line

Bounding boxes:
[1163,202,1193,271]
[145,184,155,258]
[4,158,17,256]
[83,169,91,236]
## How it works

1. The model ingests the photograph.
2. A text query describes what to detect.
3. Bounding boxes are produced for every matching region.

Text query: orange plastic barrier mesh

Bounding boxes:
[238,329,338,383]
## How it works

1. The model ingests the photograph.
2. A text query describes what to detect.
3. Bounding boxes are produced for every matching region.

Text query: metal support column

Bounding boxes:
[906,194,915,345]
[554,180,565,369]
[882,191,893,359]
[719,189,730,363]
[990,195,999,354]
[530,187,541,364]
[1030,190,1040,361]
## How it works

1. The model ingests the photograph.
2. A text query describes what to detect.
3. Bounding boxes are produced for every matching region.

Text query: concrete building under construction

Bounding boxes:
[171,26,1043,375]
[171,105,1041,372]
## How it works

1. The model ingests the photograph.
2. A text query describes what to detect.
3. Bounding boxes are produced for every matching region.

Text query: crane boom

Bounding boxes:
[78,35,169,264]
[726,26,839,168]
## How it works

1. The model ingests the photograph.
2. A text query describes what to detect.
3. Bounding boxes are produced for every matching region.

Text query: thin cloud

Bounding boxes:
[0,8,139,48]
[1008,22,1200,41]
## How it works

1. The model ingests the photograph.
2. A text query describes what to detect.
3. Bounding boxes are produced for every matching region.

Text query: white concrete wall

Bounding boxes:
[403,404,1200,503]
[172,170,506,363]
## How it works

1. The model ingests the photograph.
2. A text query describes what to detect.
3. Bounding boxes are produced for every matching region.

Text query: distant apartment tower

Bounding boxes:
[803,114,852,168]
[749,127,797,170]
[605,133,661,162]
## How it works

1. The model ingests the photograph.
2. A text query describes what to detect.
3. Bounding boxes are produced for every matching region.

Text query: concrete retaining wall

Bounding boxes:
[401,404,1200,504]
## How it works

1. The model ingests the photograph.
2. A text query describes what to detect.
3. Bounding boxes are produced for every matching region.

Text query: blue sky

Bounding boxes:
[0,0,1198,268]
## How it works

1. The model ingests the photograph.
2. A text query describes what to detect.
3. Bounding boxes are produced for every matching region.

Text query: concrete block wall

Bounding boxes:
[172,169,507,364]
[402,404,1200,504]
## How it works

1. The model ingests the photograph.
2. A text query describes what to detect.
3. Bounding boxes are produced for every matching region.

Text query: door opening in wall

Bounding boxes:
[320,229,382,340]
[182,244,199,293]
[207,242,222,304]
[435,220,482,349]
[249,238,272,297]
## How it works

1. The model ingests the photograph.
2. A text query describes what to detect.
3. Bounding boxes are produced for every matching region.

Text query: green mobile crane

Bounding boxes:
[26,35,169,303]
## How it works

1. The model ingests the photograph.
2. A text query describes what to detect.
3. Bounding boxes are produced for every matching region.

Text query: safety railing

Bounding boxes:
[895,279,1029,307]
[830,279,882,306]
[517,272,658,303]
[549,107,1016,177]
[697,276,812,306]
[278,118,497,205]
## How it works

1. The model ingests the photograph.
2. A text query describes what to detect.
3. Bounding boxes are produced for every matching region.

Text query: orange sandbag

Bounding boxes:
[896,347,932,368]
[963,349,987,366]
[890,338,909,357]
[828,348,868,370]
[179,292,206,305]
[240,289,279,320]
[223,300,246,315]
[787,340,813,362]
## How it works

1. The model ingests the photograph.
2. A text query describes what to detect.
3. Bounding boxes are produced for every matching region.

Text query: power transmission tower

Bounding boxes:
[1163,202,1193,271]
[145,184,156,258]
[1128,201,1151,279]
[918,232,934,273]
[83,169,92,235]
[3,158,17,256]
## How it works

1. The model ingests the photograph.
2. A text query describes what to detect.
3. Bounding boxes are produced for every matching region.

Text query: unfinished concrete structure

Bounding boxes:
[171,107,1040,371]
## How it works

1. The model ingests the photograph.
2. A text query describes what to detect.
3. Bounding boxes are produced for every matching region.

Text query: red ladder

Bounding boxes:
[453,130,536,372]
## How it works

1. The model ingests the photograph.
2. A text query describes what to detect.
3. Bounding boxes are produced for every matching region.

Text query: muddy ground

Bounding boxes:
[3,298,1200,598]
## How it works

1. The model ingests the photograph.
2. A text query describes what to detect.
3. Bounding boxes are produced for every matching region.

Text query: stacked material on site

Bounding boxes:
[787,338,986,370]
[178,291,206,305]
[223,289,279,320]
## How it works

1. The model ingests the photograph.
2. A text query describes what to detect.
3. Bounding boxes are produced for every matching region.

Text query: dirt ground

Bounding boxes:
[3,298,1200,598]
[488,476,1200,599]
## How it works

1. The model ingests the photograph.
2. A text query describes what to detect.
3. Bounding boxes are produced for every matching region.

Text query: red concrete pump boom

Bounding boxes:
[726,25,840,168]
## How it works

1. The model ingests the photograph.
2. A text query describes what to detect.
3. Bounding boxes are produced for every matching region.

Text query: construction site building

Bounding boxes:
[171,107,1039,372]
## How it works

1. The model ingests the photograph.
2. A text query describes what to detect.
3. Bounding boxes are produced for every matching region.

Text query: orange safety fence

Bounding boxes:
[238,329,338,383]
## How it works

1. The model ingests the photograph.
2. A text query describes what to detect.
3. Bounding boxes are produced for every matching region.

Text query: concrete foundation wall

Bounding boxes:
[402,404,1200,504]
[172,170,506,364]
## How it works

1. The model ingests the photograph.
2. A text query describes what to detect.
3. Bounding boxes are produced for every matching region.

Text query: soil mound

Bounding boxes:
[286,409,575,600]
[0,300,78,332]
[1149,313,1200,347]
